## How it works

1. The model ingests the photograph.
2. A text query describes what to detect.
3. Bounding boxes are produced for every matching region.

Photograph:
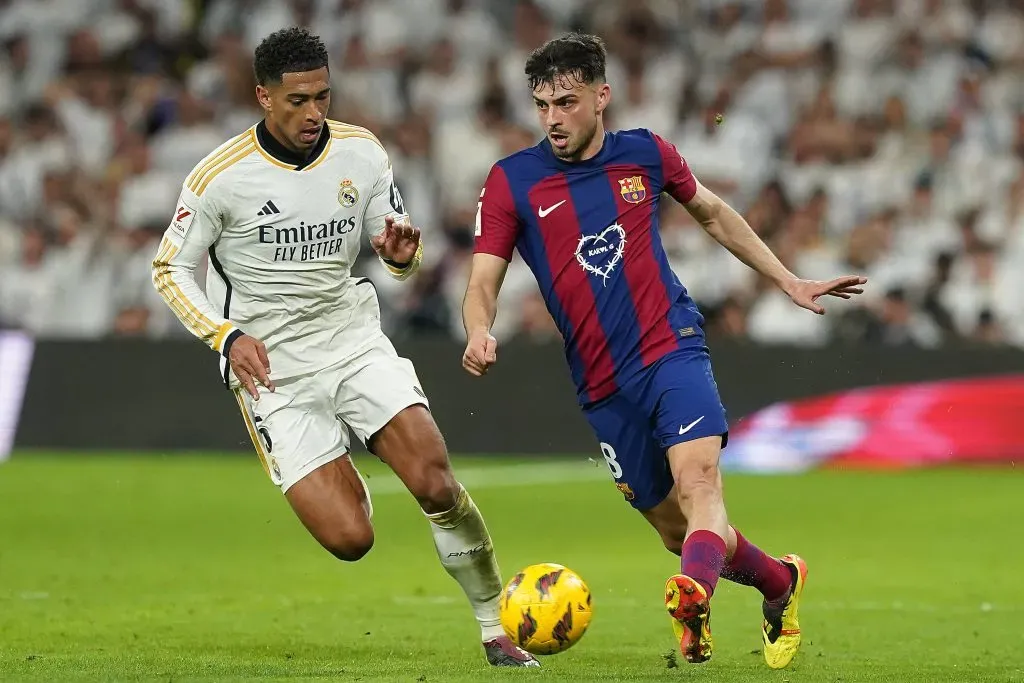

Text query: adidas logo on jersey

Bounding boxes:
[257,200,281,216]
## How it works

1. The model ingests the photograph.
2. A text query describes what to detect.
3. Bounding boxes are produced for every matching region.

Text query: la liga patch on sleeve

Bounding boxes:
[171,200,197,239]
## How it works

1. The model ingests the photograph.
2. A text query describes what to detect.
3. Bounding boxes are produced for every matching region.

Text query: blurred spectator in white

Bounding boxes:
[746,288,832,346]
[38,203,118,338]
[0,104,71,221]
[877,30,961,128]
[838,0,899,74]
[442,0,502,63]
[114,132,179,234]
[676,87,773,202]
[0,0,1020,349]
[974,0,1024,64]
[691,2,759,83]
[889,172,961,284]
[47,33,118,174]
[0,34,37,117]
[409,38,484,127]
[499,0,554,128]
[329,34,403,128]
[940,241,1024,343]
[981,167,1024,256]
[110,221,178,338]
[187,32,263,135]
[0,225,57,333]
[150,91,225,178]
[862,286,943,348]
[202,0,318,53]
[900,0,974,50]
[433,89,505,215]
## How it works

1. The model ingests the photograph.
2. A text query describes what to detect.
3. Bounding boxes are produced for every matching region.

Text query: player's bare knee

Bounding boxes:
[372,405,456,513]
[397,423,458,513]
[320,524,375,562]
[380,442,458,512]
[411,460,459,514]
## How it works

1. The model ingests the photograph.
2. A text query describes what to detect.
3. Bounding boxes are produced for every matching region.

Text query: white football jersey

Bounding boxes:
[152,120,419,385]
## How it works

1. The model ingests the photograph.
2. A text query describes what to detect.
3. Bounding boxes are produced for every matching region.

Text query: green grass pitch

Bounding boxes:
[1,453,1022,682]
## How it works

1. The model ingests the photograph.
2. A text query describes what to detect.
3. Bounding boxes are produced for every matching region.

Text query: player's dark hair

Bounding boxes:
[525,32,607,91]
[253,27,329,86]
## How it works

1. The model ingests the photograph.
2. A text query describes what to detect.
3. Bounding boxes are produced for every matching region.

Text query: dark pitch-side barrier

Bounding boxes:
[13,338,1024,454]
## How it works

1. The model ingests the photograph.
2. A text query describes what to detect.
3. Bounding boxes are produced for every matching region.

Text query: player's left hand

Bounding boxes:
[783,275,867,315]
[463,328,498,377]
[372,216,420,266]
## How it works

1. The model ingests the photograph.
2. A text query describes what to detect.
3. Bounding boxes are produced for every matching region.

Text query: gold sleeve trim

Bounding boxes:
[152,238,219,339]
[381,239,423,279]
[186,133,249,192]
[194,143,256,195]
[212,322,236,353]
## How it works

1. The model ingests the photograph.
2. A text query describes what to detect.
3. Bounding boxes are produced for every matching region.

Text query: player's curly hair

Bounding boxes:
[525,32,607,91]
[253,27,329,86]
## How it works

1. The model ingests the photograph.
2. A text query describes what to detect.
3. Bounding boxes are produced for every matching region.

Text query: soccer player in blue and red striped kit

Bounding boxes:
[461,33,867,668]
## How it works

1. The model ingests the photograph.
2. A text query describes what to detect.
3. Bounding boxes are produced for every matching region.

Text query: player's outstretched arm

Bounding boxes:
[682,181,867,314]
[461,253,508,376]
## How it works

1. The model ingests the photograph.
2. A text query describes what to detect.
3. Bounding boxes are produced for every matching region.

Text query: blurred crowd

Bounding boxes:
[0,0,1022,349]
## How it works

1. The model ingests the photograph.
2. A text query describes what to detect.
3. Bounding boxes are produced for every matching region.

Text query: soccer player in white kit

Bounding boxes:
[151,27,538,668]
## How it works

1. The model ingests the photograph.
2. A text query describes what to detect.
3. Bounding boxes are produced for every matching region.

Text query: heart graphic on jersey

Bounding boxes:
[575,223,626,286]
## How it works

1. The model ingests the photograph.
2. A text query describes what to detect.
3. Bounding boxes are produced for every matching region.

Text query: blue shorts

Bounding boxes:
[582,347,729,511]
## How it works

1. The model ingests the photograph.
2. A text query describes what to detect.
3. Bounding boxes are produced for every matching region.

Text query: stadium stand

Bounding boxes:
[0,0,1021,349]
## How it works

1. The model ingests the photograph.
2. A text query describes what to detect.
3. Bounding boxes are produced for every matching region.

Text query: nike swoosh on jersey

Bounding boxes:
[538,200,566,218]
[678,416,705,435]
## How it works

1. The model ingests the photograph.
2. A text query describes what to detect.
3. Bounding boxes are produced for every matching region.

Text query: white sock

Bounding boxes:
[425,484,506,642]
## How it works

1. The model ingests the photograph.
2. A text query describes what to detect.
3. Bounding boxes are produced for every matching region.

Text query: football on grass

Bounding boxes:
[499,562,593,655]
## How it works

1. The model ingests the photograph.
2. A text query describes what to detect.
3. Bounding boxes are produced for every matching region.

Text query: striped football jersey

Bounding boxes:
[474,129,704,406]
[152,119,420,386]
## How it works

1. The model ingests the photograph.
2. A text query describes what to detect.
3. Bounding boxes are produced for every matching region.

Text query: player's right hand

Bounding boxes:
[229,334,275,399]
[462,329,498,377]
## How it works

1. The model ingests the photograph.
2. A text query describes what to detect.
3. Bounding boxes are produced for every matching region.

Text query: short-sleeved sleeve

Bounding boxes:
[651,132,698,204]
[473,164,521,262]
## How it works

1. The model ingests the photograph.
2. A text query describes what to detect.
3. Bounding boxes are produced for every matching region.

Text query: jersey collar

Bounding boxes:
[254,119,330,171]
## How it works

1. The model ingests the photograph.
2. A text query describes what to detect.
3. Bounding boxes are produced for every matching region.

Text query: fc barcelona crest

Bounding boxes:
[338,178,359,207]
[619,176,647,204]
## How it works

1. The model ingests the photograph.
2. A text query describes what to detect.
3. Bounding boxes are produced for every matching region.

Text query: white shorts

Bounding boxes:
[233,335,429,493]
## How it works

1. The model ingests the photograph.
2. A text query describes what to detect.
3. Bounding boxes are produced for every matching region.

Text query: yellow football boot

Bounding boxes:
[761,554,808,669]
[665,574,712,663]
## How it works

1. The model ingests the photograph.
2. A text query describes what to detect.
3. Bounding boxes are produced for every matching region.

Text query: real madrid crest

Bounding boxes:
[338,178,359,208]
